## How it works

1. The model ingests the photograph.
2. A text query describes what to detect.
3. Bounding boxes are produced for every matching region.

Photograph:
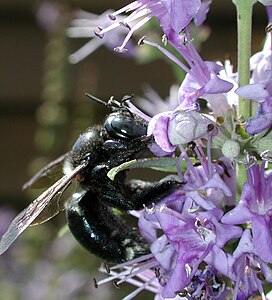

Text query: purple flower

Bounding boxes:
[235,34,272,135]
[184,266,230,299]
[148,206,241,298]
[141,33,233,111]
[96,0,202,52]
[67,10,136,63]
[222,162,272,263]
[182,162,234,210]
[147,110,218,153]
[228,229,272,300]
[176,54,234,110]
[201,60,238,116]
[194,1,211,26]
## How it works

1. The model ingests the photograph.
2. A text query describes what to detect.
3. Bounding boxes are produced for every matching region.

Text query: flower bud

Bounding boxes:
[168,110,217,145]
[221,139,240,158]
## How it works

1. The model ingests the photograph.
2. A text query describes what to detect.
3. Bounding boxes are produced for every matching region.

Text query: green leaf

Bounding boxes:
[107,157,183,180]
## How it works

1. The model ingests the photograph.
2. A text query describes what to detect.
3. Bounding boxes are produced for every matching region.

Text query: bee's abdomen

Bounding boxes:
[65,192,149,263]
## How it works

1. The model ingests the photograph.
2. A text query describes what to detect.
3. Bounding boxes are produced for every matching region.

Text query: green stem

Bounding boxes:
[232,0,256,196]
[233,0,256,120]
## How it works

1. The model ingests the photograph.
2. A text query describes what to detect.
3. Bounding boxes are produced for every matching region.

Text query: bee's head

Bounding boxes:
[85,92,148,140]
[104,110,147,140]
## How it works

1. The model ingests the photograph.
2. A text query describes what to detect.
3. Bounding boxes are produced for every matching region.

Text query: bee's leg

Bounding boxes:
[66,191,149,263]
[122,176,182,210]
[91,165,181,210]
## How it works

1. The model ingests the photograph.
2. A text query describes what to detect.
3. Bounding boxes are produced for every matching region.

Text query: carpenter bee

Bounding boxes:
[0,94,180,263]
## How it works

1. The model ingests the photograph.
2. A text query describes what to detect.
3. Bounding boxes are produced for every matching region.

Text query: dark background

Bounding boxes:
[0,1,268,299]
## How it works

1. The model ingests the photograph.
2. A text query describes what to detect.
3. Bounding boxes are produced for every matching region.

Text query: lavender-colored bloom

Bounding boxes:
[228,229,272,300]
[194,1,211,26]
[149,206,241,298]
[201,60,238,116]
[181,161,233,210]
[236,80,272,135]
[184,266,230,299]
[147,110,218,153]
[177,58,234,110]
[141,32,233,111]
[222,162,272,263]
[235,33,272,135]
[67,10,135,63]
[96,0,202,53]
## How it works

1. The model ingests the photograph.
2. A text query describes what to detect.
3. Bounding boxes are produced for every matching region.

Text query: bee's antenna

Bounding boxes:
[85,93,111,109]
[85,93,134,116]
[121,94,134,106]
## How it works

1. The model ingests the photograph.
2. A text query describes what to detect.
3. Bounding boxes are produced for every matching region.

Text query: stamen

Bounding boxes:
[113,280,120,290]
[114,16,151,52]
[122,276,157,300]
[260,150,272,162]
[175,289,188,297]
[179,145,201,182]
[143,203,156,215]
[108,13,116,21]
[98,267,158,293]
[110,253,154,270]
[119,21,131,30]
[117,260,158,285]
[94,30,104,39]
[154,268,160,278]
[194,145,209,176]
[108,1,142,18]
[66,27,96,38]
[162,34,168,46]
[256,272,266,282]
[185,263,192,277]
[142,39,191,74]
[97,268,131,285]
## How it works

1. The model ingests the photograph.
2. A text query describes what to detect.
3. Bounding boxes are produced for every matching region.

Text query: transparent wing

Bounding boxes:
[22,153,68,190]
[0,163,85,255]
[30,180,86,226]
[29,191,64,226]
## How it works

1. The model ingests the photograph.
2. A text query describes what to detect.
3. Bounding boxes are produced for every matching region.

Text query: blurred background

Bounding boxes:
[0,1,268,299]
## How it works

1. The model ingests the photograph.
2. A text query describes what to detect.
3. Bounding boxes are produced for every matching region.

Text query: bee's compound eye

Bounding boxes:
[103,140,126,150]
[104,113,147,139]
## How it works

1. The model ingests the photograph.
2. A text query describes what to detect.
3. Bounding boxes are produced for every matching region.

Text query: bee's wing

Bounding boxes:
[0,164,86,255]
[30,180,86,226]
[22,153,68,190]
[29,190,65,226]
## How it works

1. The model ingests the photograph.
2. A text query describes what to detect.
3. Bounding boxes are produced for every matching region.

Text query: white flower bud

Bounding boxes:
[168,111,217,145]
[221,139,240,158]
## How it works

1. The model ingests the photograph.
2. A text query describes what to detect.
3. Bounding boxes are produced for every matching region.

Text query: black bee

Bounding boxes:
[0,94,179,263]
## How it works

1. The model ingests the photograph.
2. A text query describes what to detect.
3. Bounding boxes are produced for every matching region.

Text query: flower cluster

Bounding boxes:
[70,1,272,299]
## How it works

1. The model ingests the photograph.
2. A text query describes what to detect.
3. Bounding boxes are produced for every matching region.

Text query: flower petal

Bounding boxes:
[235,83,269,101]
[252,215,272,263]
